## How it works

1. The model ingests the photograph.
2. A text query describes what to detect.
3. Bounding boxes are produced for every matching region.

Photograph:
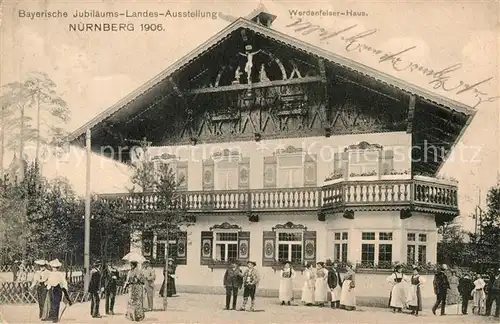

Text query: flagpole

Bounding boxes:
[84,129,91,293]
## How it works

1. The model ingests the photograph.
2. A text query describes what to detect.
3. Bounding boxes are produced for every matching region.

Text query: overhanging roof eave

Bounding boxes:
[68,17,477,144]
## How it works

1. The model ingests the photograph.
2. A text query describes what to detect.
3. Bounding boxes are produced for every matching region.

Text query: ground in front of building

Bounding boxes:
[0,293,498,324]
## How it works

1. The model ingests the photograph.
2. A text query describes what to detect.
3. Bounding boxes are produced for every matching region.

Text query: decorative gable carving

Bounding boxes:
[209,222,242,231]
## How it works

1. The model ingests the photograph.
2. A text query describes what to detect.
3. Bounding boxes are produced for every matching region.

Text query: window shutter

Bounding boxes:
[177,161,188,191]
[262,231,276,266]
[238,157,250,189]
[200,231,213,265]
[176,231,187,265]
[382,150,394,175]
[303,231,317,265]
[303,154,317,187]
[202,159,214,190]
[238,231,250,263]
[263,156,277,188]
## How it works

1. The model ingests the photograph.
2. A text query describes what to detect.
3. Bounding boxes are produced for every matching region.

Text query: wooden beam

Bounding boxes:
[124,93,172,125]
[187,76,325,95]
[318,59,326,80]
[406,94,415,133]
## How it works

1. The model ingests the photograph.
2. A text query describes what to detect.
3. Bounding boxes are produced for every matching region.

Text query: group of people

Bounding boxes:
[386,263,500,318]
[222,259,356,312]
[30,259,72,323]
[30,257,178,322]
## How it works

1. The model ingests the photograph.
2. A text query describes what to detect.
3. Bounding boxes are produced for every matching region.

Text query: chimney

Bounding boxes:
[248,3,276,28]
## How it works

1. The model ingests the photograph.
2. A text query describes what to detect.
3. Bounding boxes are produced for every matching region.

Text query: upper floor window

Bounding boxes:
[203,149,250,191]
[277,155,303,188]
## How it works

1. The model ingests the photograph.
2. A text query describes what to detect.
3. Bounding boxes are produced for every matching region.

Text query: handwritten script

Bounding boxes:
[285,18,499,109]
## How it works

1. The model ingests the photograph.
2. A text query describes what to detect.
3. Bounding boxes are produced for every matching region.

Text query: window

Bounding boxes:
[277,155,303,188]
[349,150,379,175]
[378,244,392,263]
[379,232,393,241]
[418,245,427,264]
[277,232,303,263]
[217,168,238,190]
[407,245,416,264]
[407,232,428,264]
[333,231,348,263]
[156,240,177,261]
[362,232,375,240]
[214,232,239,262]
[361,231,393,265]
[361,244,375,264]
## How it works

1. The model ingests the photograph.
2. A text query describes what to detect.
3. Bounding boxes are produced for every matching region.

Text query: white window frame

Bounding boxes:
[348,149,380,175]
[155,239,177,259]
[277,153,304,188]
[276,229,304,263]
[333,231,349,263]
[406,231,428,264]
[213,230,239,262]
[360,231,394,265]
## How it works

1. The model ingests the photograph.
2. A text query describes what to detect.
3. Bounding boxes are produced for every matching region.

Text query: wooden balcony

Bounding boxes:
[98,178,459,216]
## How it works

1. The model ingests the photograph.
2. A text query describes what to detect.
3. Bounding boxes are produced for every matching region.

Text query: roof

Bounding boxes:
[68,16,475,142]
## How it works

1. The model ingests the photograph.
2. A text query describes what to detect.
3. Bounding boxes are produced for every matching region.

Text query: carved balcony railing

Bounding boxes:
[98,178,458,214]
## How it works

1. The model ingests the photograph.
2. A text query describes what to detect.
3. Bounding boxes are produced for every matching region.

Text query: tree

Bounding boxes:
[437,221,470,267]
[472,185,500,269]
[128,151,193,310]
[23,71,70,165]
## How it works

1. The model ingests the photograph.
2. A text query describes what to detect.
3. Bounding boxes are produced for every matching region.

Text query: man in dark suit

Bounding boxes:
[103,262,120,315]
[88,260,103,318]
[326,259,342,309]
[485,268,500,318]
[458,273,474,314]
[432,264,451,316]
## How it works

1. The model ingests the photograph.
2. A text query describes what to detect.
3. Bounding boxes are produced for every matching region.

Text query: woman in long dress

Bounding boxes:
[314,262,328,306]
[446,270,460,305]
[340,263,356,310]
[160,258,177,298]
[472,273,486,315]
[407,266,425,316]
[279,261,295,305]
[124,261,145,321]
[45,259,72,322]
[301,263,315,306]
[387,265,408,313]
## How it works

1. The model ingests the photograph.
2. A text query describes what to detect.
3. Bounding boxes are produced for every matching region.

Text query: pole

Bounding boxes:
[163,228,169,310]
[84,129,91,293]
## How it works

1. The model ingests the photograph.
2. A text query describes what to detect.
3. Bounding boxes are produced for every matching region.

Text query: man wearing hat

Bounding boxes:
[88,260,103,318]
[432,264,451,315]
[458,273,474,315]
[240,261,260,312]
[103,262,120,315]
[142,260,156,311]
[31,260,50,319]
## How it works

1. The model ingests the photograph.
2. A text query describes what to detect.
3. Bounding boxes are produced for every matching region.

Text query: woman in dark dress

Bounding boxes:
[160,258,177,297]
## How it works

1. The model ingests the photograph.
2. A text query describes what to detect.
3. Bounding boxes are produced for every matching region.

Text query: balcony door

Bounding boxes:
[217,169,238,190]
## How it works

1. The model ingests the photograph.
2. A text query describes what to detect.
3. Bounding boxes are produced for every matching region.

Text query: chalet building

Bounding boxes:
[69,5,475,291]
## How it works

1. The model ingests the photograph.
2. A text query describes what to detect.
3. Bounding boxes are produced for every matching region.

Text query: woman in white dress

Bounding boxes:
[472,273,486,315]
[314,262,328,306]
[340,262,356,310]
[301,263,315,306]
[279,261,295,305]
[387,264,408,313]
[407,266,425,316]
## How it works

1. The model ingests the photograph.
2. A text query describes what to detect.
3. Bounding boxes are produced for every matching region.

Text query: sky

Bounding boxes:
[0,0,498,231]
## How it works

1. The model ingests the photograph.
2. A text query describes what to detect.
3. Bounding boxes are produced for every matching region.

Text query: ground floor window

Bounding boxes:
[333,231,348,263]
[407,232,428,264]
[277,232,303,263]
[360,231,393,266]
[214,232,239,262]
